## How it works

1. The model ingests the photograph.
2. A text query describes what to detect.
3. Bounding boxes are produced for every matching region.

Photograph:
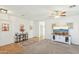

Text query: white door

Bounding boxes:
[39,21,45,40]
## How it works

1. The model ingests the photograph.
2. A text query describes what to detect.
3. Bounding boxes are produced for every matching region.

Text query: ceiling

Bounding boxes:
[0,5,79,20]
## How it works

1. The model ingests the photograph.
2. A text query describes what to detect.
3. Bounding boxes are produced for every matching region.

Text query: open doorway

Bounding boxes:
[39,21,45,40]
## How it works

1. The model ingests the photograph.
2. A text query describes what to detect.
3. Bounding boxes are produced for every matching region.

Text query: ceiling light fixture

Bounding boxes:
[0,8,8,14]
[69,5,76,8]
[49,10,66,18]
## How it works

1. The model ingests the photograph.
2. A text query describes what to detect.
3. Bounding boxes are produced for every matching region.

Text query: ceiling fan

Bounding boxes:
[49,10,66,18]
[49,5,76,18]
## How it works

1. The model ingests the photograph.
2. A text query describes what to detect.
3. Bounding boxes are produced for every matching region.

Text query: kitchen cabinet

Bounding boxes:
[53,35,71,44]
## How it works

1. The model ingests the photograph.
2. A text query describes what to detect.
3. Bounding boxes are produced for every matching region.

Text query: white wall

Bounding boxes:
[0,14,34,46]
[0,15,15,46]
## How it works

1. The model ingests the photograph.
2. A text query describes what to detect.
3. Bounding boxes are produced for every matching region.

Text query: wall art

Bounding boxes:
[20,24,25,32]
[2,23,9,31]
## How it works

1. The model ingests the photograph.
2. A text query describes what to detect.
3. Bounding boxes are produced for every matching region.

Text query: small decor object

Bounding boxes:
[29,25,32,30]
[2,23,9,31]
[20,24,25,32]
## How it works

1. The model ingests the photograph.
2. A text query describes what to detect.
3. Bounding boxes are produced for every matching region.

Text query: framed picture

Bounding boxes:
[2,23,9,31]
[20,24,25,32]
[29,25,32,30]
